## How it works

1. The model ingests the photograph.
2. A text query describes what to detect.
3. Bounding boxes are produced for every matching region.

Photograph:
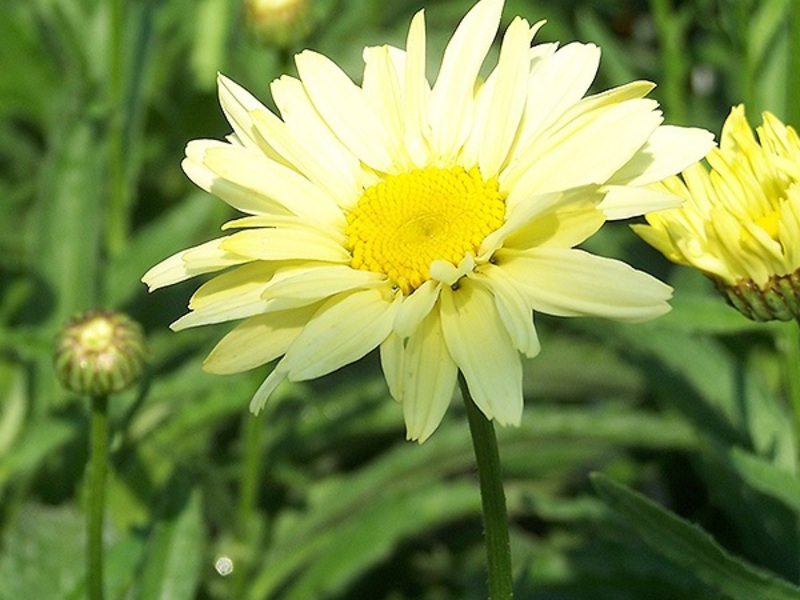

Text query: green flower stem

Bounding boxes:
[648,0,688,124]
[107,0,127,258]
[233,413,263,597]
[88,395,109,600]
[459,374,513,600]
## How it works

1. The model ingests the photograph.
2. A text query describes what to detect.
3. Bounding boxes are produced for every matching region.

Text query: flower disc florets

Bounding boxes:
[346,166,505,294]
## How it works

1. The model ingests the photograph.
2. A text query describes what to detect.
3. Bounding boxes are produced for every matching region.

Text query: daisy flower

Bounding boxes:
[634,105,800,321]
[143,0,714,441]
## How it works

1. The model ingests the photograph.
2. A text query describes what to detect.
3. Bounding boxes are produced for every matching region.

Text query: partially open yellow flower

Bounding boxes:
[634,105,800,321]
[143,0,713,441]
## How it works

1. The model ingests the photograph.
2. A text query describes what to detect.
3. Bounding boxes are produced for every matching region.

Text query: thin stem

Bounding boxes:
[88,395,109,600]
[459,374,513,600]
[106,0,127,258]
[648,0,688,124]
[733,0,757,111]
[233,413,263,598]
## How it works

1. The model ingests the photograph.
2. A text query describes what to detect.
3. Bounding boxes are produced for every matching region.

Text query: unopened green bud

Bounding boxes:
[712,271,800,322]
[244,0,314,48]
[54,310,146,396]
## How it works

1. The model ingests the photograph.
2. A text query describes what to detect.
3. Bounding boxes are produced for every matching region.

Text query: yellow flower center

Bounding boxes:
[345,166,505,294]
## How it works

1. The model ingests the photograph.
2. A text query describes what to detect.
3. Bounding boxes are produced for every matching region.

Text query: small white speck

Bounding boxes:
[215,556,234,576]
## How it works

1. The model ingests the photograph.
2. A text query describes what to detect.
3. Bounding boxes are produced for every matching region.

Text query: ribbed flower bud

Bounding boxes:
[244,0,314,48]
[712,271,800,322]
[54,310,146,396]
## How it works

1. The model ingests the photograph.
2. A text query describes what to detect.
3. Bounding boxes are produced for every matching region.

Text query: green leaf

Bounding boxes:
[136,483,205,600]
[589,320,796,467]
[592,473,800,600]
[279,483,480,600]
[0,504,85,600]
[105,191,219,306]
[32,120,103,325]
[0,418,77,488]
[729,446,800,512]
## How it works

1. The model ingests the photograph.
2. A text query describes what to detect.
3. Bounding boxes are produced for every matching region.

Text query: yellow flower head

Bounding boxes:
[634,105,800,321]
[143,0,713,441]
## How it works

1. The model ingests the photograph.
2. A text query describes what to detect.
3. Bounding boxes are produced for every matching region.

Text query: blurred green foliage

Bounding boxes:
[3,0,800,598]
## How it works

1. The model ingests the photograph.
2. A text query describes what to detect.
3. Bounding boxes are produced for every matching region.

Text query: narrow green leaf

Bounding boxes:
[105,191,219,306]
[591,320,796,468]
[0,504,85,600]
[280,483,480,600]
[137,484,205,600]
[592,473,800,600]
[729,447,800,512]
[32,120,103,325]
[0,418,77,488]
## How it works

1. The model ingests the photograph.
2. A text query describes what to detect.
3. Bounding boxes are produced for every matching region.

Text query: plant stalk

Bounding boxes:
[459,374,513,599]
[88,395,109,600]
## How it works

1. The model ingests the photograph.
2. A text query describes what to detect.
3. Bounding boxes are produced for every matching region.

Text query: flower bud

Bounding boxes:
[54,310,146,396]
[712,271,800,322]
[244,0,314,48]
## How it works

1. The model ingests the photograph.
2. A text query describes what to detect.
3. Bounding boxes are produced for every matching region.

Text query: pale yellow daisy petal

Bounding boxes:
[402,10,431,168]
[183,140,296,217]
[781,188,800,267]
[380,332,405,402]
[430,255,475,287]
[249,108,357,205]
[477,17,533,178]
[170,263,282,331]
[204,305,319,374]
[249,365,288,414]
[295,50,394,172]
[142,238,251,291]
[362,45,405,167]
[170,286,268,332]
[189,262,280,311]
[396,310,458,442]
[217,73,272,152]
[630,222,688,266]
[201,144,345,226]
[503,98,662,196]
[429,0,503,160]
[261,264,388,310]
[479,192,563,256]
[282,289,399,380]
[478,267,540,357]
[706,208,771,283]
[440,279,523,426]
[270,74,363,203]
[516,42,601,148]
[598,185,684,220]
[393,280,442,338]
[497,247,672,321]
[503,197,605,250]
[610,125,716,187]
[220,228,350,263]
[510,79,656,170]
